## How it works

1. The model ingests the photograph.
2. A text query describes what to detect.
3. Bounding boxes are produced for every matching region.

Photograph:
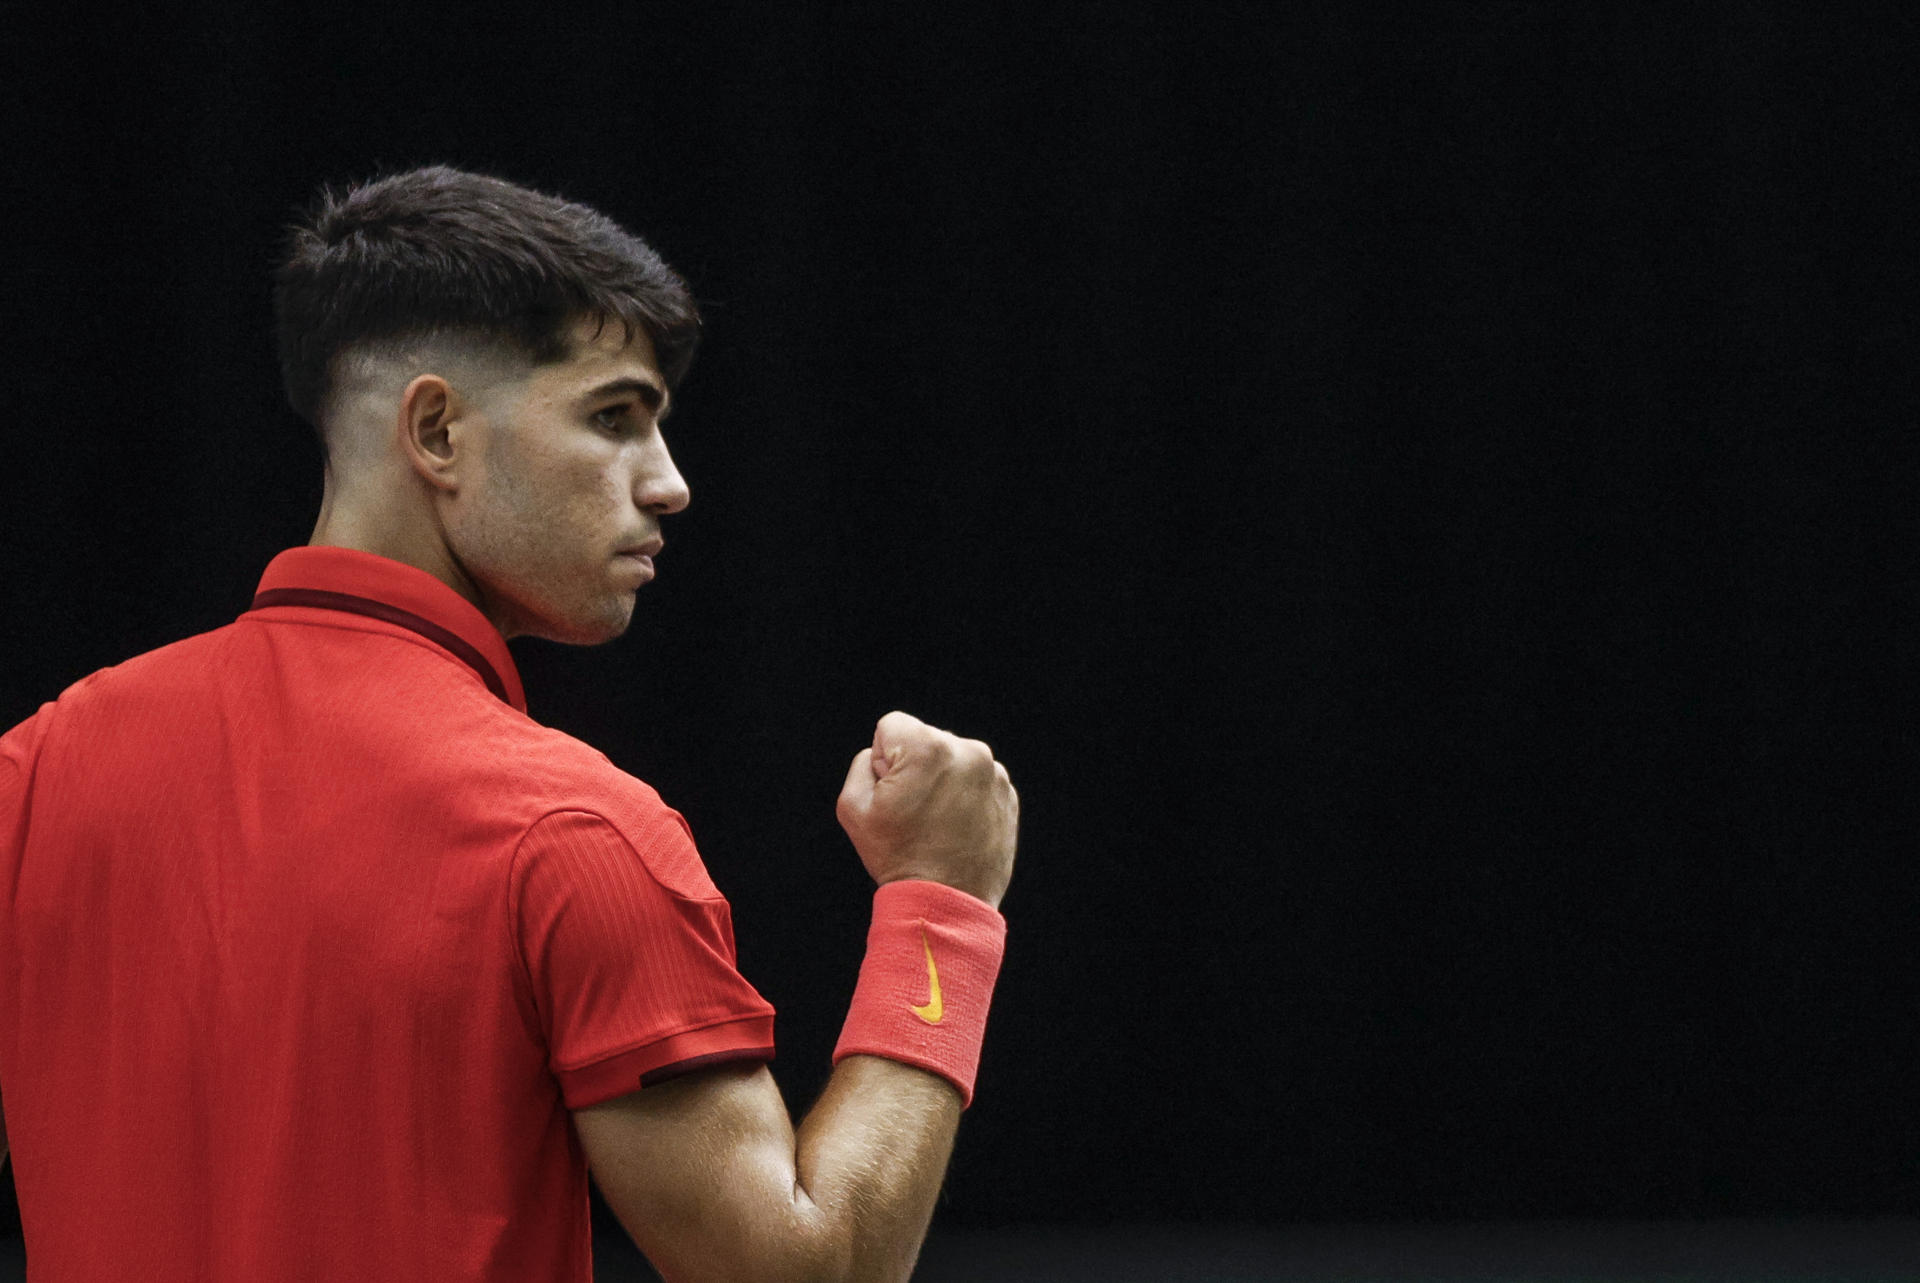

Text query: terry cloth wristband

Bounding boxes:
[832,879,1008,1108]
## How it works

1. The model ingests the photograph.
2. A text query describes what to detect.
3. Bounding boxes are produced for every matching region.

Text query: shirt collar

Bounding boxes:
[248,546,527,714]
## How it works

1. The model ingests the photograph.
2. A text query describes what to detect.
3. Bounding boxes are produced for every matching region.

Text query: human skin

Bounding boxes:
[310,315,687,643]
[310,323,1020,1282]
[580,711,1016,1283]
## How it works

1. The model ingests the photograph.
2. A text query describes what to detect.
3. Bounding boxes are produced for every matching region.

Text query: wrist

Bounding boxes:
[875,874,1002,913]
[832,881,1008,1107]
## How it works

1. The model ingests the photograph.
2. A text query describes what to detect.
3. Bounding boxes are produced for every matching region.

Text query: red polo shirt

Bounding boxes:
[0,547,775,1281]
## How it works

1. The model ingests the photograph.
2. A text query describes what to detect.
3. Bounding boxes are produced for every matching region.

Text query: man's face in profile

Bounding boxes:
[445,317,689,645]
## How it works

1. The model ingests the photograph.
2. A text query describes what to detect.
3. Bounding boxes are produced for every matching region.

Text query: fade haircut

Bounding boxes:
[274,165,700,438]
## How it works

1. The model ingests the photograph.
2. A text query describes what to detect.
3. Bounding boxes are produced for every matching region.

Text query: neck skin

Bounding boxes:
[308,464,499,633]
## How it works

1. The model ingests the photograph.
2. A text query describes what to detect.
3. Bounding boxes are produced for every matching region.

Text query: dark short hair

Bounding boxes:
[274,165,700,430]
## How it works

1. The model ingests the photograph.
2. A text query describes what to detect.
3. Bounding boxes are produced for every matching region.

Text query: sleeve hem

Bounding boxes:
[557,1012,776,1109]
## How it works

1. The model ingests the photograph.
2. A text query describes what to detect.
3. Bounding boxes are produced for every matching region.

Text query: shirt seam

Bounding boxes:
[509,806,731,910]
[504,806,734,1059]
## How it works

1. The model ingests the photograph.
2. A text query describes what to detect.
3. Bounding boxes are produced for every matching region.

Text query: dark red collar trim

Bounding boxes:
[250,587,511,705]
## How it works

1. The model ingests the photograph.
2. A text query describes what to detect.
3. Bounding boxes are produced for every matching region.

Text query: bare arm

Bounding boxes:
[578,712,1016,1283]
[575,1054,961,1283]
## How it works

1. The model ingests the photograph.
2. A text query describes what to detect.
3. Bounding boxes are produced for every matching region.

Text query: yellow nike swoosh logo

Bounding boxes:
[911,928,944,1025]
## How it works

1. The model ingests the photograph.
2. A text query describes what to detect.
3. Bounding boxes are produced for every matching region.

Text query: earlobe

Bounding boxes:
[399,374,463,491]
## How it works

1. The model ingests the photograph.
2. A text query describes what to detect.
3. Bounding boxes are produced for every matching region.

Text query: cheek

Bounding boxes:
[521,462,630,573]
[476,462,548,549]
[452,453,552,573]
[551,463,624,532]
[462,435,629,573]
[592,456,631,509]
[563,464,634,546]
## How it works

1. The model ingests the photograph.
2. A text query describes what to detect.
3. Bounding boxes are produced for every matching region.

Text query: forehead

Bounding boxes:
[555,314,662,382]
[572,314,664,376]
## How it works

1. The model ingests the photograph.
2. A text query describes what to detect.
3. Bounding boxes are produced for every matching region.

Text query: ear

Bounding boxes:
[396,373,467,492]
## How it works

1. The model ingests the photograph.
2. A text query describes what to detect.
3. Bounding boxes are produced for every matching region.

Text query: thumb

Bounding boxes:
[871,740,906,780]
[838,747,878,819]
[870,710,925,779]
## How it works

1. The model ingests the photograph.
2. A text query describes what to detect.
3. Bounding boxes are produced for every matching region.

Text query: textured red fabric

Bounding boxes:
[0,546,773,1282]
[832,880,1007,1107]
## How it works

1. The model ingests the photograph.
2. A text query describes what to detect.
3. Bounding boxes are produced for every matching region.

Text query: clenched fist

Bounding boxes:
[836,711,1019,910]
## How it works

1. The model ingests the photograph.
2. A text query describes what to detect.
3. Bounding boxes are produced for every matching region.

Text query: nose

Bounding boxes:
[635,432,691,515]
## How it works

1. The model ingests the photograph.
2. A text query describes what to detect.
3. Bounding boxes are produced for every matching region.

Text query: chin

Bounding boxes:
[533,598,637,646]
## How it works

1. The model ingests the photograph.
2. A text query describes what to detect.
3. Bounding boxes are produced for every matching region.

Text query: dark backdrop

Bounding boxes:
[2,0,1909,1244]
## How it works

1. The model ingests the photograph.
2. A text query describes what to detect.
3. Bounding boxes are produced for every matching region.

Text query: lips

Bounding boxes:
[615,537,664,559]
[614,538,661,584]
[614,552,656,586]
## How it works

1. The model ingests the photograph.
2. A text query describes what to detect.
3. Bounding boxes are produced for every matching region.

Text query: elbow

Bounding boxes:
[777,1194,859,1283]
[672,1199,859,1283]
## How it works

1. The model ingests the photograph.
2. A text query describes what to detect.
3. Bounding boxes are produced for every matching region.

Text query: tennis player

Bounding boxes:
[0,166,1018,1281]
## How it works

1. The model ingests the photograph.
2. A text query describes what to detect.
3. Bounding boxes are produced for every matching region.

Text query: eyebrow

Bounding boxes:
[583,375,672,421]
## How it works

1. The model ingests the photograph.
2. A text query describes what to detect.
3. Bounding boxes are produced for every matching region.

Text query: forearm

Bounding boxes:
[790,1053,962,1283]
[586,1054,969,1283]
[586,715,1016,1283]
[775,879,1004,1279]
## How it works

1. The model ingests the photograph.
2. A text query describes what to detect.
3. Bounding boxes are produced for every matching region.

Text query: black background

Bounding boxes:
[1,0,1911,1251]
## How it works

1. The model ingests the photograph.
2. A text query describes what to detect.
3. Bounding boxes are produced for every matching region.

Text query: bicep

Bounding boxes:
[574,1063,829,1283]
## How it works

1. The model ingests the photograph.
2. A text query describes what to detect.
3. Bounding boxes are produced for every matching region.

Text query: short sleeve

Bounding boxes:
[509,809,775,1109]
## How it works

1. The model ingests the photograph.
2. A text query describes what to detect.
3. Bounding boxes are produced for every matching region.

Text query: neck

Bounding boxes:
[308,472,494,630]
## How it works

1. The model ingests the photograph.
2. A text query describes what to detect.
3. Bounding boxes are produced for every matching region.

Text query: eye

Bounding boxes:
[593,405,630,433]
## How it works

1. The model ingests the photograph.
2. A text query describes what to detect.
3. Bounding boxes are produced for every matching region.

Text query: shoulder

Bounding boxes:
[1,624,249,805]
[494,725,720,901]
[33,620,251,710]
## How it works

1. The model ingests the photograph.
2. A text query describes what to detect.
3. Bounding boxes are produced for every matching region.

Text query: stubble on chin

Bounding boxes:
[457,555,631,645]
[527,576,639,646]
[576,591,638,645]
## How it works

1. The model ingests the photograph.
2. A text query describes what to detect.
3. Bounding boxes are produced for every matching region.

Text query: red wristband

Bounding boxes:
[832,880,1008,1108]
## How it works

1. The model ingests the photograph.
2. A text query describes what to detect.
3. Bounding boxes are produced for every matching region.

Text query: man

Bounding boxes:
[0,166,1018,1282]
